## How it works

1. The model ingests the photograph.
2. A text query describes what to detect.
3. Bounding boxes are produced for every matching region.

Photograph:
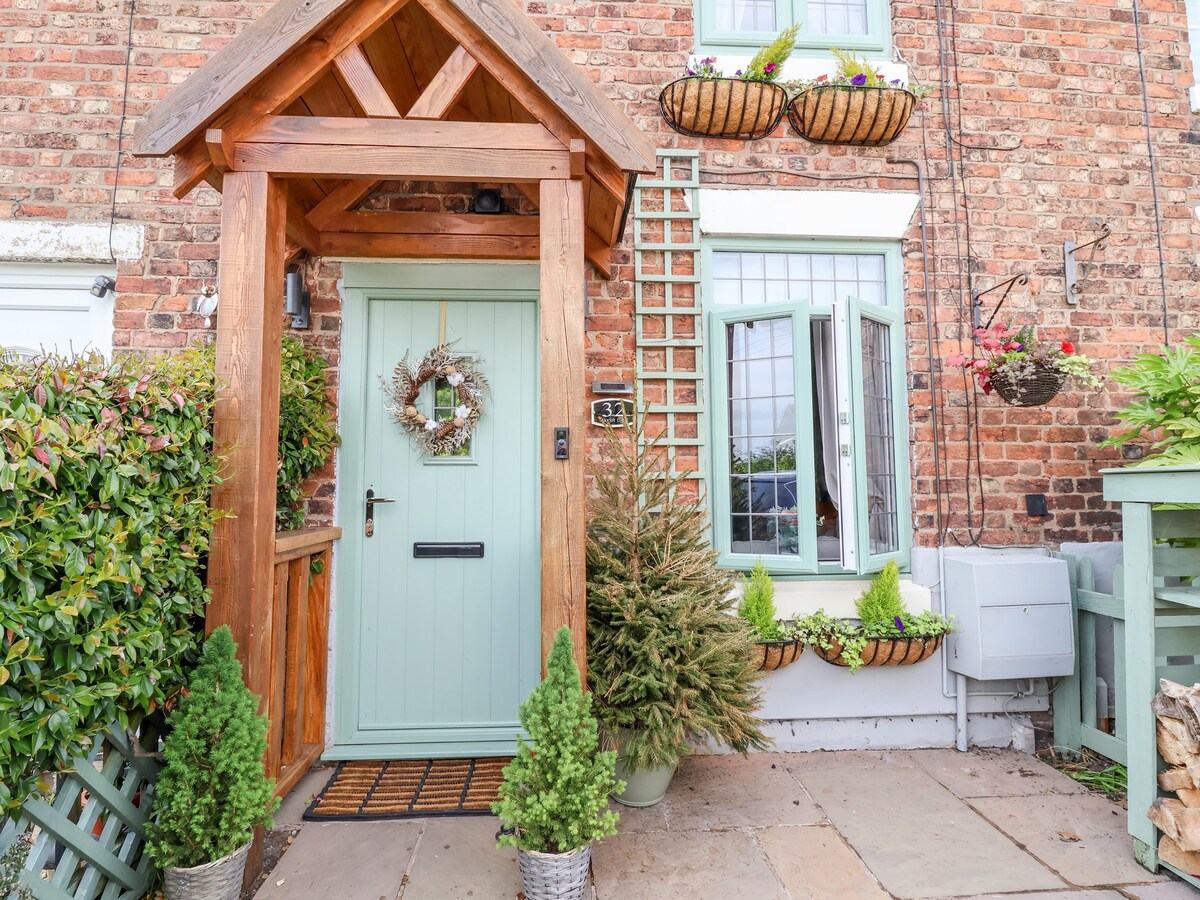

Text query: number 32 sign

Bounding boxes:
[591,398,633,428]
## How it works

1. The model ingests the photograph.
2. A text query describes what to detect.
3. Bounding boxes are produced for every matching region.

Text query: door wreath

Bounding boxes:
[382,342,489,455]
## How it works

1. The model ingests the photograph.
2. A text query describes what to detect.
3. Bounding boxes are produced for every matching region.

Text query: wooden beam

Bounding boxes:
[584,228,613,279]
[286,198,321,254]
[243,116,565,151]
[205,128,234,173]
[306,179,379,231]
[232,142,571,182]
[332,44,402,117]
[319,230,538,259]
[406,45,478,119]
[538,177,587,676]
[324,210,539,235]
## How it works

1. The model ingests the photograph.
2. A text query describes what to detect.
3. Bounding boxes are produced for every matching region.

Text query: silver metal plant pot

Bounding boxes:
[516,844,592,900]
[164,840,251,900]
[613,751,677,808]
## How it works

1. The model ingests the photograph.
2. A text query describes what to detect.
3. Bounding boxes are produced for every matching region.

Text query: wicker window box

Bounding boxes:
[787,84,917,147]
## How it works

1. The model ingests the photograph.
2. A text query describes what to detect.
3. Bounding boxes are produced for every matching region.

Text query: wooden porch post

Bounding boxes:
[207,170,287,716]
[539,177,587,675]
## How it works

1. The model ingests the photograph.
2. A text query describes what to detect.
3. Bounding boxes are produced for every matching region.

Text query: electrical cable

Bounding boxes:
[1130,0,1172,346]
[107,0,137,265]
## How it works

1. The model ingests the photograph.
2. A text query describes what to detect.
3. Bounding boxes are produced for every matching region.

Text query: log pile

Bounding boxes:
[1150,679,1200,875]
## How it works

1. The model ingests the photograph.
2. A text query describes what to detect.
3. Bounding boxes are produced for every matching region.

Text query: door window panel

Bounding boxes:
[860,316,899,555]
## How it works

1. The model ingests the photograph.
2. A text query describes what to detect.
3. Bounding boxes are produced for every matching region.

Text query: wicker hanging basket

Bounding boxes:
[517,844,592,900]
[787,85,917,146]
[659,77,789,140]
[753,636,804,672]
[988,362,1068,407]
[813,634,945,668]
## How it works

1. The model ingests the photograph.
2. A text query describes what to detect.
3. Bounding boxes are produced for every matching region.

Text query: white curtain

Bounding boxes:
[812,320,839,510]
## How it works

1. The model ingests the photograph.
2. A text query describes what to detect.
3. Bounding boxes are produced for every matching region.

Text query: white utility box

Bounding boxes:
[944,553,1075,680]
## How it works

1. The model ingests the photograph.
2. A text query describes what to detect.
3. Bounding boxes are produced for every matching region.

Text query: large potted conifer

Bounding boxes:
[493,627,622,900]
[147,627,279,900]
[587,413,769,807]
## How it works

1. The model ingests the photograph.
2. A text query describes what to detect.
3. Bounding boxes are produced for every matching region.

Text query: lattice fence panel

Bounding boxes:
[633,150,706,502]
[0,727,160,900]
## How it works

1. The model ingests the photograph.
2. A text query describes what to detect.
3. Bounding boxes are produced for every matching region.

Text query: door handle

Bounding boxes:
[365,488,396,538]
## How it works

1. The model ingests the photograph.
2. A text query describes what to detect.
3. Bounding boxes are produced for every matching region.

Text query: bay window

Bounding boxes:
[705,242,909,575]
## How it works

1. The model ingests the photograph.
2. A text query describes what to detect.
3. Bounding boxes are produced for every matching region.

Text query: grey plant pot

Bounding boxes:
[612,752,678,808]
[516,844,592,900]
[163,840,251,900]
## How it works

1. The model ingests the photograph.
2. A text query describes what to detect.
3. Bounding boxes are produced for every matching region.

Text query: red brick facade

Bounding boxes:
[2,0,1198,548]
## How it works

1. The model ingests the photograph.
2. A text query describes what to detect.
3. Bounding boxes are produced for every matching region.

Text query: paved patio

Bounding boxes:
[254,749,1199,899]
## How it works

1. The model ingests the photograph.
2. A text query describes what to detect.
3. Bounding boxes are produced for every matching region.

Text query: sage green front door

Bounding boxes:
[334,267,540,758]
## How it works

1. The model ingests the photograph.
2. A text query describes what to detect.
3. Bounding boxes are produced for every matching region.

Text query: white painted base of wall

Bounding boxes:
[746,713,1035,753]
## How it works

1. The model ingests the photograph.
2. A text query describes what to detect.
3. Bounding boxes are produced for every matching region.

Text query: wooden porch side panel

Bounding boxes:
[539,178,587,676]
[207,170,287,695]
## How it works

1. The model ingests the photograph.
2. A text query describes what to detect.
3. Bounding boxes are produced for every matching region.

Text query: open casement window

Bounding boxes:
[697,0,889,55]
[706,246,909,576]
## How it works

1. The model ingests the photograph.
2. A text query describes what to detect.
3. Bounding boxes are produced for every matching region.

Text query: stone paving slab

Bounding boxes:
[274,765,335,827]
[399,816,522,899]
[254,820,421,900]
[950,892,1127,899]
[655,753,825,832]
[592,828,786,899]
[1123,881,1200,898]
[791,754,1065,898]
[755,824,888,899]
[906,748,1088,798]
[968,793,1168,888]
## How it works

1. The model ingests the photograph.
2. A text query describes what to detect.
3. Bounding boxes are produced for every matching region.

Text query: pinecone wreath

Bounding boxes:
[383,342,488,455]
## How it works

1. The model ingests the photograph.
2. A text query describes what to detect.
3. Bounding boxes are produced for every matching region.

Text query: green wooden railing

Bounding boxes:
[0,727,160,900]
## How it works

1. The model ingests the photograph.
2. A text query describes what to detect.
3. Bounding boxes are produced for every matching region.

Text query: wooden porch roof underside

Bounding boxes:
[131,0,656,276]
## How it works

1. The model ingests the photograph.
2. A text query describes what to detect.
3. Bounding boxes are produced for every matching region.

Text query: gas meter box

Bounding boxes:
[944,553,1075,681]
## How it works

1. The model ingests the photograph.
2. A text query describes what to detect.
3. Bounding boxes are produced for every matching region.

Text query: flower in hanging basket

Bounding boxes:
[947,322,1102,407]
[787,49,933,146]
[659,26,800,140]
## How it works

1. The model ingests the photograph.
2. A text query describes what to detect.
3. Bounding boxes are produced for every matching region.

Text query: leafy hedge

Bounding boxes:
[0,351,220,811]
[0,338,339,812]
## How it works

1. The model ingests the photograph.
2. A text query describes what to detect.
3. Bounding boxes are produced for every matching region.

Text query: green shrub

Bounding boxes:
[493,627,621,854]
[274,338,339,531]
[587,413,768,772]
[0,351,220,812]
[1102,335,1200,466]
[739,560,786,640]
[854,560,904,630]
[147,626,278,870]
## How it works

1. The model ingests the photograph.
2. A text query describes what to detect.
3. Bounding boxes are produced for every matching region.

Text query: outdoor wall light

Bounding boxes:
[470,188,503,214]
[193,286,218,328]
[89,275,116,298]
[285,270,311,330]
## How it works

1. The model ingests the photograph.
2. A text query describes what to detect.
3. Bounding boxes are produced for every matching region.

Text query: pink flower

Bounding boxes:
[973,359,988,371]
[1002,341,1021,351]
[1061,340,1075,355]
[764,62,778,74]
[946,352,968,367]
[816,74,828,81]
[980,337,1002,351]
[973,327,987,338]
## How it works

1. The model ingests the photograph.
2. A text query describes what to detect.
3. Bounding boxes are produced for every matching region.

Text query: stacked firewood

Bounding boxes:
[1150,679,1200,875]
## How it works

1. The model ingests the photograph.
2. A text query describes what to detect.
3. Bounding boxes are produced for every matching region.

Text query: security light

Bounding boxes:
[471,188,503,214]
[90,275,116,298]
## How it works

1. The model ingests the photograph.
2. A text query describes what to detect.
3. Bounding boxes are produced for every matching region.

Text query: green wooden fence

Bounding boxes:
[0,727,159,900]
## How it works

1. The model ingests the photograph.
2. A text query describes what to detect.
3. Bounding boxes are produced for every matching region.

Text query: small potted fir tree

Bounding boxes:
[587,412,769,807]
[147,627,279,900]
[739,560,803,672]
[494,627,622,900]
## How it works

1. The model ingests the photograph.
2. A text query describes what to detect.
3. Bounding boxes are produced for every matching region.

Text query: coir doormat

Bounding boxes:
[303,758,511,821]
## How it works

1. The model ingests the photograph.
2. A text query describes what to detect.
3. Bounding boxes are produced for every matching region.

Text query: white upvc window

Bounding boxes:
[704,242,910,576]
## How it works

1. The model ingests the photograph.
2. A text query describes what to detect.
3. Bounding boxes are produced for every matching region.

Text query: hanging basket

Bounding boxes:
[814,634,945,668]
[753,637,803,672]
[517,844,592,900]
[659,77,789,140]
[988,362,1068,407]
[787,85,917,146]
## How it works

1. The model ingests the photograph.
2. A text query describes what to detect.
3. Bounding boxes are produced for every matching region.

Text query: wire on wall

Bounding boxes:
[107,0,137,265]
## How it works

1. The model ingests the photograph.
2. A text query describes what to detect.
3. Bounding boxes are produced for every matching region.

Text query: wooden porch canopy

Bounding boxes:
[130,0,655,693]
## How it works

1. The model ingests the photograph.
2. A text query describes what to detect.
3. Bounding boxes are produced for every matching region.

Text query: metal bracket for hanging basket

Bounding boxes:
[1064,222,1111,306]
[971,272,1029,332]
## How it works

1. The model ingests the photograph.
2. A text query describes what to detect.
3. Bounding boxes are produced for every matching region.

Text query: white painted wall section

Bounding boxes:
[698,188,919,240]
[0,221,143,263]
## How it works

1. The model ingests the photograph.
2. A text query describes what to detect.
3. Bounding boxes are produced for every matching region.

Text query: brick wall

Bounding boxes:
[2,0,1198,546]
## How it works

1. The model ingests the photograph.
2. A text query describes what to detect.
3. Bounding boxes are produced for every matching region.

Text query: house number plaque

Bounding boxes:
[590,398,634,428]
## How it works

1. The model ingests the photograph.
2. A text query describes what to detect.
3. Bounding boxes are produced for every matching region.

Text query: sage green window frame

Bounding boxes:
[695,0,890,58]
[702,238,910,576]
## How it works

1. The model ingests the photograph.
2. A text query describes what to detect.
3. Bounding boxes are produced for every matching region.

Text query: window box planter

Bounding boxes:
[988,362,1068,407]
[787,85,917,146]
[753,636,804,672]
[812,634,945,668]
[659,76,789,140]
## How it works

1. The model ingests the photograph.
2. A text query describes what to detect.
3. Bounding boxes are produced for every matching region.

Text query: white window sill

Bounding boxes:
[731,578,933,619]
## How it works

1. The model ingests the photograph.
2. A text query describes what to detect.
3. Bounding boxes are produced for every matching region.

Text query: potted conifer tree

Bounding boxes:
[739,560,803,672]
[147,626,279,900]
[493,627,622,900]
[587,412,769,807]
